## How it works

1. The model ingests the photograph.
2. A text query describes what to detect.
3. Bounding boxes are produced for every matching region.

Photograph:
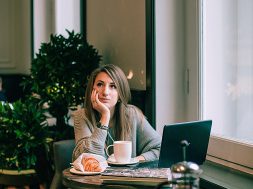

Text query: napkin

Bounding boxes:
[72,153,108,172]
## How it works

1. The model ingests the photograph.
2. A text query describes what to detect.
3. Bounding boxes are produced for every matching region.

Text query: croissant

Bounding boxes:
[81,157,102,172]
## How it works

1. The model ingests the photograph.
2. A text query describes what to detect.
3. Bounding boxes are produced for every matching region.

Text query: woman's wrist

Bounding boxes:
[97,121,108,130]
[100,113,110,126]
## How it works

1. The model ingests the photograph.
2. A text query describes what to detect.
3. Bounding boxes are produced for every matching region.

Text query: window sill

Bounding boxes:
[200,160,253,189]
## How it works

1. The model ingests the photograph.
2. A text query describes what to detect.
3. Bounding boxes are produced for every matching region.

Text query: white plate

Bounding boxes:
[69,167,102,175]
[107,158,139,166]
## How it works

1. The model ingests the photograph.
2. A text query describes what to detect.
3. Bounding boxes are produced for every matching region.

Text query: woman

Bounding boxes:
[72,64,161,162]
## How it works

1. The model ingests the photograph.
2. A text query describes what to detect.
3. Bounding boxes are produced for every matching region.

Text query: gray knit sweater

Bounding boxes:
[72,107,161,161]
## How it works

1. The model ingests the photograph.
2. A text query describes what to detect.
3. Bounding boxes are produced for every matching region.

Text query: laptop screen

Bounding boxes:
[158,120,212,168]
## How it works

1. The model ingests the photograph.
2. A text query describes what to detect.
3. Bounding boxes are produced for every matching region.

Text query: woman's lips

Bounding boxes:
[99,98,110,103]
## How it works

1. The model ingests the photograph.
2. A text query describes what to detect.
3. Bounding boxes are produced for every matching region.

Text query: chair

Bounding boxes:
[50,139,75,189]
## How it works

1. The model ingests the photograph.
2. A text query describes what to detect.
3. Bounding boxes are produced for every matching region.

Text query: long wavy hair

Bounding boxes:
[85,64,143,140]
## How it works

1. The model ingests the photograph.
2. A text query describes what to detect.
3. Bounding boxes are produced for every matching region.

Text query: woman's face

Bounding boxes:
[93,72,119,111]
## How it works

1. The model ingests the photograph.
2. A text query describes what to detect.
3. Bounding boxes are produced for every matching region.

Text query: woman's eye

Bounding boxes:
[110,84,116,89]
[96,82,103,87]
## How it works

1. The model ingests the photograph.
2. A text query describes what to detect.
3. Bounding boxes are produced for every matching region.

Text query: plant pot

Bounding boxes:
[0,169,42,187]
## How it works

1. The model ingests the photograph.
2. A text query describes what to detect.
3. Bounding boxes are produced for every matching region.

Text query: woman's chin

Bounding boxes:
[101,103,110,108]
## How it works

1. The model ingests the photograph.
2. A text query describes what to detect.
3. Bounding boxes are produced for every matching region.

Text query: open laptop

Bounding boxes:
[158,120,212,168]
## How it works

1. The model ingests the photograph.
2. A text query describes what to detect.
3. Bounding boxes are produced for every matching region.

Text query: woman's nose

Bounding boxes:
[102,86,109,96]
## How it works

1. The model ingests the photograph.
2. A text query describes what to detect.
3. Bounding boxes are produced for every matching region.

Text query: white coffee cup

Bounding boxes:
[106,141,132,163]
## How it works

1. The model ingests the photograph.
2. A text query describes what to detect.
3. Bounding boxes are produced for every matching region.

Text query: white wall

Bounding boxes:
[155,0,187,134]
[33,0,81,55]
[185,0,200,121]
[54,0,80,36]
[0,0,31,74]
[33,0,53,55]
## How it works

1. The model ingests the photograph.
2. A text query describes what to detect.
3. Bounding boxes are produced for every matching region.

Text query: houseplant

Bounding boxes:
[0,98,51,171]
[23,30,102,140]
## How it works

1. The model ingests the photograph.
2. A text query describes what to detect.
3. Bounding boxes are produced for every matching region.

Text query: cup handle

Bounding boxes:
[106,144,114,157]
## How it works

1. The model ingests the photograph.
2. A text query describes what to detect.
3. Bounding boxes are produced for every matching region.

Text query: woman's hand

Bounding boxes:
[136,155,145,162]
[91,89,110,125]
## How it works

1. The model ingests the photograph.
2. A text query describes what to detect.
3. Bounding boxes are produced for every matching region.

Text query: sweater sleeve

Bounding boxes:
[136,118,161,161]
[72,109,108,161]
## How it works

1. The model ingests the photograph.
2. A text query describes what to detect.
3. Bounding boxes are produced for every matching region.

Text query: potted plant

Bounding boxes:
[0,97,52,171]
[23,30,102,140]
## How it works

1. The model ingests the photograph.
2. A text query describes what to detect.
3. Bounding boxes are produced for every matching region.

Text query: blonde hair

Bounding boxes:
[85,64,143,140]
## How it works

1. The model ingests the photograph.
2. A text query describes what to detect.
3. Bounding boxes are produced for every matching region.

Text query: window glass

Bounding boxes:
[203,0,253,144]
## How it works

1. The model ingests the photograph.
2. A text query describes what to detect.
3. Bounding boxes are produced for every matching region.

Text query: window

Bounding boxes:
[155,0,252,174]
[201,0,253,172]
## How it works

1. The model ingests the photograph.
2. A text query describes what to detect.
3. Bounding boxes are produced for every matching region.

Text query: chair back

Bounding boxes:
[50,139,75,189]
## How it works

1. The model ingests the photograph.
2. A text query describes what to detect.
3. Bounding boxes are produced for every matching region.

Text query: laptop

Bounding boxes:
[158,120,212,168]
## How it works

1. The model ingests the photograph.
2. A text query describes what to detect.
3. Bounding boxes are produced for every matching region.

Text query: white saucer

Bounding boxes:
[107,158,139,166]
[69,167,102,175]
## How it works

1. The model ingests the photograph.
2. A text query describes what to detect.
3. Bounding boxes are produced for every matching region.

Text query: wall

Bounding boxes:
[54,0,80,35]
[155,0,186,134]
[185,0,200,121]
[0,0,31,74]
[33,0,54,55]
[33,0,81,55]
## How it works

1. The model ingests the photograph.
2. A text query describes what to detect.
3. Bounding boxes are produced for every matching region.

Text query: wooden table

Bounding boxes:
[62,161,171,189]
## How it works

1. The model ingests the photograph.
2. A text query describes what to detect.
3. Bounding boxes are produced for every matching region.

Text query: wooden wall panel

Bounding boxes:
[0,0,31,74]
[0,0,15,68]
